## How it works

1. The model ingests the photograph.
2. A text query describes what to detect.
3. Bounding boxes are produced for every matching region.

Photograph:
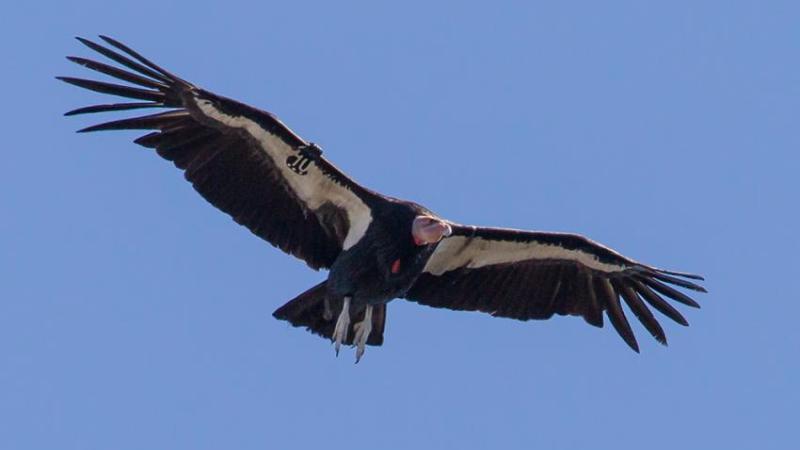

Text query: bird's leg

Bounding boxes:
[353,305,373,363]
[323,296,333,321]
[332,296,351,356]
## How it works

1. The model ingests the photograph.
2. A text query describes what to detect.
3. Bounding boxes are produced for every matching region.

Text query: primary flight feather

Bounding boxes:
[61,36,706,361]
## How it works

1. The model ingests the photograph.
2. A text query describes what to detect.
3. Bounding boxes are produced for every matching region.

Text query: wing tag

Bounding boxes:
[286,154,312,175]
[286,143,323,176]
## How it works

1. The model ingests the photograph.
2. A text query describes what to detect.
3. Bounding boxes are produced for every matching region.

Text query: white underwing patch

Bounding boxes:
[194,99,372,249]
[423,235,626,275]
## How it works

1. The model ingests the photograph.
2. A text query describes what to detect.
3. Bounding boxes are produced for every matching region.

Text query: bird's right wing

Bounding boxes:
[405,224,706,351]
[60,36,380,269]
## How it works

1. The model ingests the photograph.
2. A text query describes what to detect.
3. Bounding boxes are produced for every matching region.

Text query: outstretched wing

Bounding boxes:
[60,36,378,269]
[405,224,706,351]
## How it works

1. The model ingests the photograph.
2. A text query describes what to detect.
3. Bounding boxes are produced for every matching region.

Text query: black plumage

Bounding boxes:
[61,36,706,358]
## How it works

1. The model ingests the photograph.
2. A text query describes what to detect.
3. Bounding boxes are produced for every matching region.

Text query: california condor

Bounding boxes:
[60,36,706,361]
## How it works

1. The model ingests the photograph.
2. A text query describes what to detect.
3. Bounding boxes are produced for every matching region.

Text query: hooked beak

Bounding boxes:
[442,222,453,237]
[412,216,452,246]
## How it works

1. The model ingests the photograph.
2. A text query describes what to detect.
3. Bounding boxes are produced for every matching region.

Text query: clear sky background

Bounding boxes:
[1,1,797,449]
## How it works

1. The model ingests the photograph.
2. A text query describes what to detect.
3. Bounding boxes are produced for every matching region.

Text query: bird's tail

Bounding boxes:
[273,281,387,346]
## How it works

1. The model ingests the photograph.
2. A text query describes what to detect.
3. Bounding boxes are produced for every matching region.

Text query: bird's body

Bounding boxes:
[61,36,706,361]
[327,199,439,305]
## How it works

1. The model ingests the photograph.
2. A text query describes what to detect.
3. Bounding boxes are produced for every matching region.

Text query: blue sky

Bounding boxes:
[2,1,798,449]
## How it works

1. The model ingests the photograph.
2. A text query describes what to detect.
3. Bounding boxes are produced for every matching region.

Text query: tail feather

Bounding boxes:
[273,281,386,346]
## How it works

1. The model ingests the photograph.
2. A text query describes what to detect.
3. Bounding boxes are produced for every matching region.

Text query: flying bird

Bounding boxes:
[60,36,706,362]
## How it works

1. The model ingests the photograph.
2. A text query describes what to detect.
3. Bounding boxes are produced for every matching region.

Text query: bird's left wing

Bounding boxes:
[404,224,706,351]
[60,36,378,270]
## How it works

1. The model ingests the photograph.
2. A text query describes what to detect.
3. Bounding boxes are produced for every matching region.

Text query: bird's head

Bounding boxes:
[412,215,452,246]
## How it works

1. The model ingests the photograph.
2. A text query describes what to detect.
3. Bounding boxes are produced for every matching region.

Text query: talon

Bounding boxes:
[353,305,373,363]
[332,296,351,356]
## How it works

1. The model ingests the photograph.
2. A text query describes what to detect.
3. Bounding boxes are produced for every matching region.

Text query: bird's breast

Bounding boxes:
[326,234,436,305]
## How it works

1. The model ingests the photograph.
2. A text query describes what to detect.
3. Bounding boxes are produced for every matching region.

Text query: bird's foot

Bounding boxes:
[352,305,373,364]
[332,296,351,356]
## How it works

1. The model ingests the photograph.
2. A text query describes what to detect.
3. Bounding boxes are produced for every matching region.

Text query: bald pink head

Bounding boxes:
[412,216,452,246]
